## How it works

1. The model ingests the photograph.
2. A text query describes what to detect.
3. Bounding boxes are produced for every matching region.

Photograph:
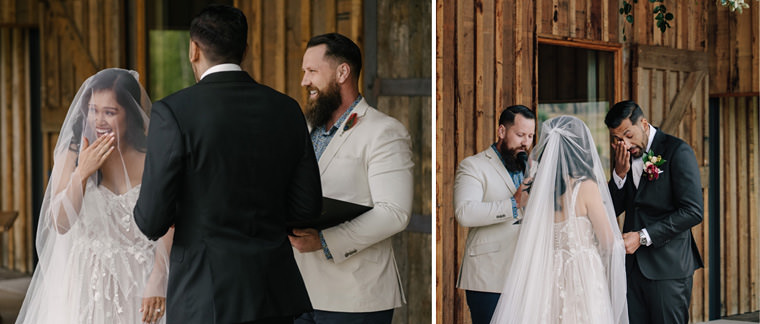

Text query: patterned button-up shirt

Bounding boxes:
[310,95,363,160]
[491,143,524,219]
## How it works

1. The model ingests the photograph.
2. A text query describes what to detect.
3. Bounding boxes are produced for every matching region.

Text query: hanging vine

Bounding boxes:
[619,0,758,41]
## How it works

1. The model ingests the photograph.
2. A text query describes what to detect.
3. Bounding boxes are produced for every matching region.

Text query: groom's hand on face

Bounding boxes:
[622,232,641,254]
[289,228,322,253]
[611,140,631,179]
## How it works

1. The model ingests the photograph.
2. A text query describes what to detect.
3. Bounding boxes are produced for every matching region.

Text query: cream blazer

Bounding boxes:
[293,98,413,312]
[454,148,523,292]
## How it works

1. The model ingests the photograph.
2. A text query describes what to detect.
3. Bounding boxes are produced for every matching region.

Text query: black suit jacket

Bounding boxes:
[608,128,704,280]
[134,71,321,323]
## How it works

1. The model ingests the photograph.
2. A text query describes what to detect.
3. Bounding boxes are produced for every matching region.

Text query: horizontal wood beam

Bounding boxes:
[374,78,432,97]
[709,92,760,98]
[637,45,708,72]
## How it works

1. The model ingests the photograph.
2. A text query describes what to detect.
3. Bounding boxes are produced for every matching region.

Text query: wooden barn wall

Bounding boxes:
[437,0,535,322]
[719,96,760,317]
[0,0,39,27]
[709,2,759,95]
[0,28,32,273]
[236,1,431,323]
[375,1,432,323]
[535,0,618,42]
[437,0,715,322]
[39,0,125,189]
[235,0,364,109]
[633,45,711,321]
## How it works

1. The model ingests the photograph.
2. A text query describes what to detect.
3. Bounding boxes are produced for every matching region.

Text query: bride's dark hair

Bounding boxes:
[79,69,147,152]
[534,116,596,211]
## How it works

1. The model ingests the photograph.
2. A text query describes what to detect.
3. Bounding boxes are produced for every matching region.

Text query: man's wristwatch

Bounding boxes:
[638,230,647,246]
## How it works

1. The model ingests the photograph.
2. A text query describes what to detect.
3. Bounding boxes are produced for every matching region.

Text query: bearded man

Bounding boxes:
[288,33,414,324]
[453,105,536,324]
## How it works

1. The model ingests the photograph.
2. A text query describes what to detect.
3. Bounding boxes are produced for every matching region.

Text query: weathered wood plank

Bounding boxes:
[11,28,28,272]
[261,0,286,92]
[637,45,708,72]
[437,0,456,321]
[286,0,308,107]
[737,100,749,314]
[568,0,576,37]
[651,68,664,125]
[495,0,505,114]
[734,1,753,94]
[1,28,13,268]
[753,5,759,93]
[750,96,760,312]
[725,97,738,315]
[476,0,495,150]
[661,71,706,134]
[457,0,475,158]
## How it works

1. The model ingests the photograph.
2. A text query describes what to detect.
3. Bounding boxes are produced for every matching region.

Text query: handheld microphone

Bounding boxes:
[517,151,528,165]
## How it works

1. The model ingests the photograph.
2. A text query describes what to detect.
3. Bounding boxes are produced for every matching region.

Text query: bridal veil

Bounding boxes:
[490,116,628,324]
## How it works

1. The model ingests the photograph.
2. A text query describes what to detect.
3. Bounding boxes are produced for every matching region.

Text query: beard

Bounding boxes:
[305,81,342,128]
[499,141,526,173]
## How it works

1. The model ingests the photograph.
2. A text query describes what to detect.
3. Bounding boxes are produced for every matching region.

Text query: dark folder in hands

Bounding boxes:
[287,197,372,230]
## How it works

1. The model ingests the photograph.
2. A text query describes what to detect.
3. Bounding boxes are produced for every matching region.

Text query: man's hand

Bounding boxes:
[611,140,631,179]
[622,232,641,254]
[288,228,322,253]
[515,178,533,208]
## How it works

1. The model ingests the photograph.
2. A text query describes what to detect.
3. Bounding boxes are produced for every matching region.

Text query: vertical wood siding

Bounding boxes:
[719,96,759,316]
[0,28,32,273]
[709,2,759,95]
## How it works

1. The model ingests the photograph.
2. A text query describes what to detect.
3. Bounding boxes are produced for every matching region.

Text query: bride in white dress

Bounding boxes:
[16,68,173,324]
[490,116,628,324]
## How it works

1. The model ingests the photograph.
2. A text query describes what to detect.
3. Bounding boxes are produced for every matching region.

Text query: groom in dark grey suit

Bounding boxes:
[605,100,703,324]
[134,4,321,324]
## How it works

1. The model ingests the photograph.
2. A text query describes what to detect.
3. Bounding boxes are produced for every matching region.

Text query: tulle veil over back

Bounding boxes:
[490,116,628,324]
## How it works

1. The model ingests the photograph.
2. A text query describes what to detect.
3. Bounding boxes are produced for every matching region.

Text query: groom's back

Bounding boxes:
[147,70,320,323]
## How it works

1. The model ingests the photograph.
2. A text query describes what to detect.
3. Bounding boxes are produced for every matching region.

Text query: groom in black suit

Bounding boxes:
[605,100,703,324]
[134,4,322,324]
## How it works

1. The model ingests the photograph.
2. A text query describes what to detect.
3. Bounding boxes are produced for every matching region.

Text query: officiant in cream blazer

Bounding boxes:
[454,105,536,324]
[289,33,413,324]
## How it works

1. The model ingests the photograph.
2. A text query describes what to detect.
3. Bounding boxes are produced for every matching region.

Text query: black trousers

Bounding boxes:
[627,258,694,324]
[465,290,501,324]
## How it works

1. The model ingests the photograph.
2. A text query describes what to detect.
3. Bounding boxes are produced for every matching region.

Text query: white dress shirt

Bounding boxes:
[612,124,657,245]
[200,63,242,80]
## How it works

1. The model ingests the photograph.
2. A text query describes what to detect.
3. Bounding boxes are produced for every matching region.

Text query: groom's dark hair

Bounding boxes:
[498,105,535,128]
[605,100,644,129]
[190,4,248,65]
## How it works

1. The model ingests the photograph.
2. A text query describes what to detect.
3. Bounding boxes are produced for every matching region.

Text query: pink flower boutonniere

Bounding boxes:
[342,113,358,134]
[642,150,666,181]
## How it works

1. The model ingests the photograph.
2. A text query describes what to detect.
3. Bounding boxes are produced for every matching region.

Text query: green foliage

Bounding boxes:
[149,30,195,101]
[620,0,757,40]
[619,0,674,39]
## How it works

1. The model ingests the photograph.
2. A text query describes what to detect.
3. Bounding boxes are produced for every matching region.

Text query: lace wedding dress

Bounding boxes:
[16,181,168,324]
[548,184,614,323]
[63,182,161,323]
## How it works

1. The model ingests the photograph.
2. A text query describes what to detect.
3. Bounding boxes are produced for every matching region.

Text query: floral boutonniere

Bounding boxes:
[342,113,359,134]
[642,150,666,181]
